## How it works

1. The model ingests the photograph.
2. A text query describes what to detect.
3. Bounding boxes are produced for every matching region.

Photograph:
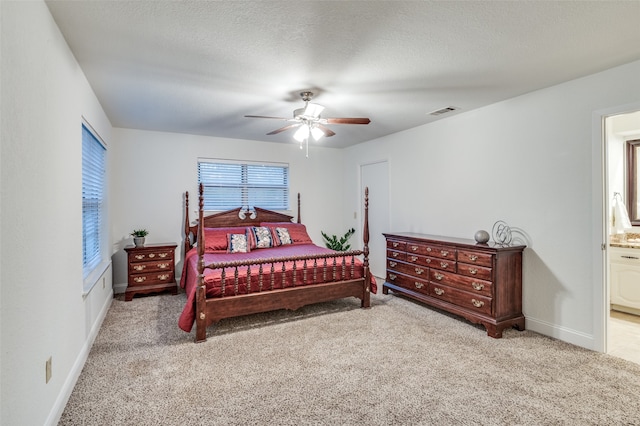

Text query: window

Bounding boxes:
[198,159,289,211]
[82,123,106,278]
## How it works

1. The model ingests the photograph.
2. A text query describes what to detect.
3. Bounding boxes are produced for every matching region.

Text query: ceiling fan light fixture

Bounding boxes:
[311,126,324,141]
[293,124,309,142]
[303,103,324,118]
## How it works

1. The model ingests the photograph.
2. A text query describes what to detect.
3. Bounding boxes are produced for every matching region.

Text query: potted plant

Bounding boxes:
[130,229,149,247]
[321,228,356,251]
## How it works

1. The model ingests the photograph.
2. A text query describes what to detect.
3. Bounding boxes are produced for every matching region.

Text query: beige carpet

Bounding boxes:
[59,290,640,425]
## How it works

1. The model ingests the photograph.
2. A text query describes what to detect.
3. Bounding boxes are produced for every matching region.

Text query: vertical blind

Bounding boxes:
[82,124,106,278]
[198,159,289,211]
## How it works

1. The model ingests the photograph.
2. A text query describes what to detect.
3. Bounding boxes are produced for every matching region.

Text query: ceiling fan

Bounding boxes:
[245,91,371,143]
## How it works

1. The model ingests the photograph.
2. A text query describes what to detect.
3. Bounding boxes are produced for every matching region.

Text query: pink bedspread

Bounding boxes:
[178,244,376,332]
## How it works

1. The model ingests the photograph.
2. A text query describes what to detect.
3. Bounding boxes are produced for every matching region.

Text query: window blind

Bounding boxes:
[198,159,289,211]
[82,124,106,278]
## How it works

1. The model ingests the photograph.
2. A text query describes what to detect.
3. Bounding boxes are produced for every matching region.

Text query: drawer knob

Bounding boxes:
[434,287,444,295]
[469,254,478,261]
[471,299,484,308]
[389,261,397,268]
[134,277,146,283]
[426,247,432,252]
[148,253,155,258]
[158,263,169,269]
[414,282,424,289]
[133,265,146,271]
[159,253,168,258]
[135,254,145,260]
[393,242,399,247]
[158,274,169,280]
[440,261,448,269]
[440,250,449,256]
[411,246,418,251]
[434,272,443,280]
[410,256,418,262]
[393,252,399,258]
[389,273,397,281]
[469,268,478,275]
[415,267,425,275]
[472,282,484,291]
[426,258,431,263]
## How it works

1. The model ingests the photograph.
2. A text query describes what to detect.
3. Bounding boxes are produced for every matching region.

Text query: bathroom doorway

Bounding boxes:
[604,109,640,365]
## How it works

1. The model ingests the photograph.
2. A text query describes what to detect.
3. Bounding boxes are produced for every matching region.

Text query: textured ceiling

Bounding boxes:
[45,0,640,148]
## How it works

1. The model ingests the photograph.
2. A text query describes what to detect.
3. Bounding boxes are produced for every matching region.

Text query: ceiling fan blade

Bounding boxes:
[245,115,290,120]
[266,123,301,135]
[317,124,336,137]
[324,117,371,125]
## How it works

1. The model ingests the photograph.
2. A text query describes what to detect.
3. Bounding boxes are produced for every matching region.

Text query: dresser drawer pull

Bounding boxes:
[389,261,397,268]
[468,254,478,261]
[409,256,418,262]
[135,254,145,260]
[411,245,419,251]
[415,267,425,275]
[426,247,432,252]
[434,287,444,295]
[426,258,431,263]
[469,268,478,275]
[414,282,424,289]
[389,273,397,281]
[148,253,155,258]
[158,263,169,269]
[159,253,169,258]
[158,274,170,280]
[621,255,639,260]
[440,261,448,268]
[133,265,146,271]
[472,282,484,291]
[440,250,449,256]
[134,277,146,283]
[393,242,400,247]
[434,272,444,280]
[471,299,484,308]
[392,252,399,258]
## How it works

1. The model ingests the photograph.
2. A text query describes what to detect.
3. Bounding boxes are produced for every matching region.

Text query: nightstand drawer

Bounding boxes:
[128,260,174,274]
[128,271,175,286]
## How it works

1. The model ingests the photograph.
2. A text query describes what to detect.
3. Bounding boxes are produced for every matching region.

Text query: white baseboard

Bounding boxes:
[526,316,596,351]
[45,289,113,426]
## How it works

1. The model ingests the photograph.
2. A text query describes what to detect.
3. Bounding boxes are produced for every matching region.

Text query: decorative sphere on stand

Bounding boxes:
[474,230,490,244]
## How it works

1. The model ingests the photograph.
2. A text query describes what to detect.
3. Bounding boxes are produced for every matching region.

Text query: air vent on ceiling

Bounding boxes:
[428,106,459,116]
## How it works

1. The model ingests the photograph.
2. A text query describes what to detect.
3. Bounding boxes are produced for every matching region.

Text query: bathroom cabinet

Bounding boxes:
[610,247,640,315]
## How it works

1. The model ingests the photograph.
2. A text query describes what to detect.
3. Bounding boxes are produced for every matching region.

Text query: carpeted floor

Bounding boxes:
[59,290,640,425]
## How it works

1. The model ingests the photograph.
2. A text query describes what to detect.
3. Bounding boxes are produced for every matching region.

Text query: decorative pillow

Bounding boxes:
[261,222,313,245]
[249,226,274,249]
[203,227,248,252]
[227,233,250,253]
[272,227,293,246]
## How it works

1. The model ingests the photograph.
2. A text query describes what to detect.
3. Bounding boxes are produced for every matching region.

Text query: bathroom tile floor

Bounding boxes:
[609,310,640,366]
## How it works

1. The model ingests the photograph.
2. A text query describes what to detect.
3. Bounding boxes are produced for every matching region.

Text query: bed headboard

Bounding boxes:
[183,186,301,255]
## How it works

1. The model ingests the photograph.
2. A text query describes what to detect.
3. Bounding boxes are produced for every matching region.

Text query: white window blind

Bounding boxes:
[82,124,106,278]
[198,159,289,211]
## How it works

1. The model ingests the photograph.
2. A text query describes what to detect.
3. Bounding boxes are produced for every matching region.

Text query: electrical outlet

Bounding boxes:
[45,357,52,383]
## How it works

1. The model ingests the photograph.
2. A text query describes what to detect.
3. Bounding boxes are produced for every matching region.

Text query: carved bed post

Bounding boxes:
[195,183,207,342]
[297,193,301,224]
[183,191,190,256]
[362,187,371,308]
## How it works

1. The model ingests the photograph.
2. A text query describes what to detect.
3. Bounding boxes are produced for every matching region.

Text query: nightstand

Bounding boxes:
[124,243,178,301]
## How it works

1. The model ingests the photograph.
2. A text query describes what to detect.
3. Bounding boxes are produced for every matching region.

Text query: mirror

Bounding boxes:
[626,139,640,225]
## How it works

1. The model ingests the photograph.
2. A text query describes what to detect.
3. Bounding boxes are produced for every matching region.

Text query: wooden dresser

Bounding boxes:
[124,243,178,301]
[383,232,525,338]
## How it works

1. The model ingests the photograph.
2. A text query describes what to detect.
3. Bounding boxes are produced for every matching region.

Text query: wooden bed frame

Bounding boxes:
[183,184,371,342]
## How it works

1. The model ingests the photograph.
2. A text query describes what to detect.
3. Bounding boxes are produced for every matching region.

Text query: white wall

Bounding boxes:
[343,60,640,350]
[1,2,113,425]
[109,128,347,290]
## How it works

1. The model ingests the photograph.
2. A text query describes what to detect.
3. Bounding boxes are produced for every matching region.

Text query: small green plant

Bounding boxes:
[321,228,356,251]
[130,229,149,237]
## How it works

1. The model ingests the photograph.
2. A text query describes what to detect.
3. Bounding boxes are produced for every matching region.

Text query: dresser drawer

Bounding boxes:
[387,240,406,251]
[386,271,429,295]
[128,259,174,274]
[129,250,174,263]
[387,249,406,261]
[429,269,493,297]
[406,242,456,261]
[388,260,428,279]
[458,249,493,267]
[128,271,175,286]
[429,284,492,316]
[457,262,492,281]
